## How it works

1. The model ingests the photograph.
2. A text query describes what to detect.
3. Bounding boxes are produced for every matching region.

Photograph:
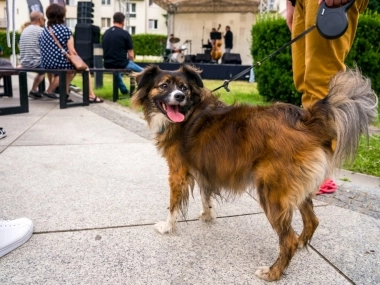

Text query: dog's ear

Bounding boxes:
[131,65,161,109]
[180,65,204,88]
[135,65,161,89]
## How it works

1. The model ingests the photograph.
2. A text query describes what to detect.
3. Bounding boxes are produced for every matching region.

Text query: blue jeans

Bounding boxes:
[117,61,143,94]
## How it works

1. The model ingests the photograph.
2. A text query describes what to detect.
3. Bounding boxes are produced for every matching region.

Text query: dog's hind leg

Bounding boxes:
[199,186,216,222]
[255,189,298,281]
[297,196,319,249]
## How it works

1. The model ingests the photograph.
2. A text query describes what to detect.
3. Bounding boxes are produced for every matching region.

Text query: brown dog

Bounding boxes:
[131,65,378,281]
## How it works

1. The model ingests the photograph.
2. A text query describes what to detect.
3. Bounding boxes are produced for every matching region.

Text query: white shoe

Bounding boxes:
[0,218,34,258]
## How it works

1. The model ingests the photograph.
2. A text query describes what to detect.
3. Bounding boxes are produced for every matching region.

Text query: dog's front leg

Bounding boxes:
[155,164,190,234]
[199,187,216,222]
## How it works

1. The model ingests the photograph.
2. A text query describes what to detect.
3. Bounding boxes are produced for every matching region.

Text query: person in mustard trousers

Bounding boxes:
[286,0,368,193]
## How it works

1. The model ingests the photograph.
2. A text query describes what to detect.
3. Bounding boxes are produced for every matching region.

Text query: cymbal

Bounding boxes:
[169,37,180,43]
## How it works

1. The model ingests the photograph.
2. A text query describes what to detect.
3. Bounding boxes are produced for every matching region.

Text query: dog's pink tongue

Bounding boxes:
[166,104,184,122]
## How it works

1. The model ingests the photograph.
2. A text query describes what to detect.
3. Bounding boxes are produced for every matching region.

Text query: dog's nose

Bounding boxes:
[174,93,185,102]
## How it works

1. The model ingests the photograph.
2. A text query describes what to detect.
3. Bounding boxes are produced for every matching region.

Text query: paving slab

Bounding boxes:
[1,75,378,285]
[11,111,148,145]
[0,215,349,285]
[0,116,42,146]
[0,144,263,232]
[293,205,380,284]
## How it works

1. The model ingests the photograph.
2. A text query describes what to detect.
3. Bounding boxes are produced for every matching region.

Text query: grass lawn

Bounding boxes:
[72,74,380,177]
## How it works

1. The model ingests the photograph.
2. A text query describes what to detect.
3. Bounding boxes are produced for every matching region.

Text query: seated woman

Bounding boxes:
[39,3,103,103]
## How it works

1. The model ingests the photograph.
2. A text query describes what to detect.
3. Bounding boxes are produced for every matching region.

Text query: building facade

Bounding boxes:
[0,0,168,35]
[0,0,287,65]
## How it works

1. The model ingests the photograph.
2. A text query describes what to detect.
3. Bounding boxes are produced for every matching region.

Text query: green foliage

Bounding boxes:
[343,134,380,177]
[367,1,380,13]
[251,15,301,105]
[131,34,167,57]
[345,11,380,96]
[252,11,380,105]
[0,31,20,56]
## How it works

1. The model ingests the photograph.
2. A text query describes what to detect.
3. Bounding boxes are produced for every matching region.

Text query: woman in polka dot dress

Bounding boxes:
[39,3,103,103]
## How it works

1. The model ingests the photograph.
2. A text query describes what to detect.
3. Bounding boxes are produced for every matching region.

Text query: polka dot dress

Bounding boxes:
[39,24,75,70]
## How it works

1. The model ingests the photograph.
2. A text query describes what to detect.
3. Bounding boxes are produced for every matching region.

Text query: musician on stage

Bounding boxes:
[224,26,233,53]
[166,34,181,55]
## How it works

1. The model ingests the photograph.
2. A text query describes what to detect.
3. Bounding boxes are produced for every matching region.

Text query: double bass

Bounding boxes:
[210,24,222,62]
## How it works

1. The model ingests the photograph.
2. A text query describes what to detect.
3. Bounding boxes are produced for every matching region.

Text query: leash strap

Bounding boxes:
[212,25,316,93]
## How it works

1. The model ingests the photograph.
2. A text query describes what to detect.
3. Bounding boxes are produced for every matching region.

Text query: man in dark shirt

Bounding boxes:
[223,26,233,53]
[102,12,143,95]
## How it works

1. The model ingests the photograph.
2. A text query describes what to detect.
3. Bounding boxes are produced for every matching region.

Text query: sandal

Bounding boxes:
[316,179,337,195]
[89,96,104,104]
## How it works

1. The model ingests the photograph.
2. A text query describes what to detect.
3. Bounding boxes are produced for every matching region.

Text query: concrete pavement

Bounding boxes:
[0,74,379,284]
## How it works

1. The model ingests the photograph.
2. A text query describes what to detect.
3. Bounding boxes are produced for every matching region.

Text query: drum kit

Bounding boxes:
[167,37,191,64]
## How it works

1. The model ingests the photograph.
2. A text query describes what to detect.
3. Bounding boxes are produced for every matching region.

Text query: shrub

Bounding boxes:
[132,34,167,57]
[0,32,20,57]
[251,11,380,105]
[345,11,380,95]
[251,15,301,105]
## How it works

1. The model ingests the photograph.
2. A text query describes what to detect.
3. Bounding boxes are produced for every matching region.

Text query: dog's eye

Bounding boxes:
[180,86,188,92]
[160,83,168,89]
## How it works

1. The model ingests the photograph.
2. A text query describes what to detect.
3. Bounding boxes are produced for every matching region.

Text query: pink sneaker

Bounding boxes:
[316,179,337,195]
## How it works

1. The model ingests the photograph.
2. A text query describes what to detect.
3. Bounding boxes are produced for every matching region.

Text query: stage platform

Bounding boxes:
[136,62,251,81]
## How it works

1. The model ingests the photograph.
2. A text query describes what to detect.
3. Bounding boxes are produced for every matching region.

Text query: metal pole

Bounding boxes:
[93,43,103,88]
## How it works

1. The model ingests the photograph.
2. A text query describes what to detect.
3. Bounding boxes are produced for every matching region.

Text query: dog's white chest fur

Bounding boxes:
[149,112,169,133]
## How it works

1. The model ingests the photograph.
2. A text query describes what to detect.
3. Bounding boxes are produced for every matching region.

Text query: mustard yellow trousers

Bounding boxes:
[292,0,368,108]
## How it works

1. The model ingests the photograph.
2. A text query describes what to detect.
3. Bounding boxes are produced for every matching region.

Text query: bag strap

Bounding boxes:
[49,26,68,56]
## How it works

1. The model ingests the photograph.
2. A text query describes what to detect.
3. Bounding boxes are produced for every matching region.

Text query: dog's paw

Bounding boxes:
[199,209,216,222]
[255,266,282,281]
[255,266,270,279]
[254,266,273,281]
[298,240,307,249]
[154,221,173,234]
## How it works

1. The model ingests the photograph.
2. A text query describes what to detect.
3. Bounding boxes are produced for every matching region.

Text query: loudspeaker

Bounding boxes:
[185,55,196,63]
[74,41,93,58]
[74,24,100,43]
[194,53,211,63]
[73,41,93,67]
[222,53,242,65]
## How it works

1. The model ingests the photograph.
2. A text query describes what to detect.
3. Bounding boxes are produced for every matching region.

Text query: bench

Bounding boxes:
[0,67,137,115]
[0,67,90,115]
[89,68,136,102]
[0,70,28,115]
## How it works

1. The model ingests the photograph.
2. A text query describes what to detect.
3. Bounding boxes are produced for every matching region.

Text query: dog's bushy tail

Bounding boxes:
[312,68,378,168]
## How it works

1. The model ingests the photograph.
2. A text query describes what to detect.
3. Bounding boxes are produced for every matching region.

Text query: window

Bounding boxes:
[66,0,76,5]
[127,26,136,35]
[148,19,158,30]
[66,18,77,29]
[127,3,136,18]
[101,0,111,5]
[101,18,111,28]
